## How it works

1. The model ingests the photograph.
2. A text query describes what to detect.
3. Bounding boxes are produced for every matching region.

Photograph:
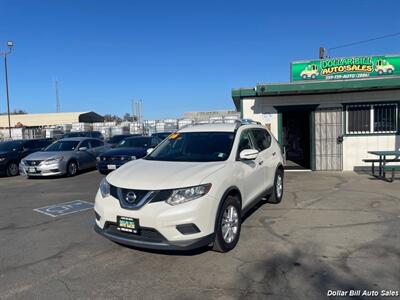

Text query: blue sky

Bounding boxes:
[0,0,399,119]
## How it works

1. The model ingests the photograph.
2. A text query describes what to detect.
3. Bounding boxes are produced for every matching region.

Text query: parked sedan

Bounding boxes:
[96,136,161,174]
[0,139,53,177]
[19,137,110,177]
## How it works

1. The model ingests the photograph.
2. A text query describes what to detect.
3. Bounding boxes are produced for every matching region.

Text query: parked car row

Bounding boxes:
[0,132,171,178]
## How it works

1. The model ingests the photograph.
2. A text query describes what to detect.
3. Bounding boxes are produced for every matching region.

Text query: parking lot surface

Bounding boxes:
[0,171,399,299]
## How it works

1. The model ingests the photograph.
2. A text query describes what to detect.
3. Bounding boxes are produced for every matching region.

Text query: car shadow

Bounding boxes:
[114,242,211,256]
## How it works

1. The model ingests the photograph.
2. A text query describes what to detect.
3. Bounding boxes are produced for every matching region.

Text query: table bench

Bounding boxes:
[383,165,400,182]
[362,159,400,175]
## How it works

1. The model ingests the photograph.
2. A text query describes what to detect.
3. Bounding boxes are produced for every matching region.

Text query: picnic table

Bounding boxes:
[367,150,400,178]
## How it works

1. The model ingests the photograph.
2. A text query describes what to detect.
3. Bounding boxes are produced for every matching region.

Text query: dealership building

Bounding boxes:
[232,54,400,171]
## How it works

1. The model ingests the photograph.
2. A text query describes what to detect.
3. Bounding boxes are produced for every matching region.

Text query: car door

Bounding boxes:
[76,140,95,169]
[251,128,275,189]
[90,139,107,157]
[234,128,265,208]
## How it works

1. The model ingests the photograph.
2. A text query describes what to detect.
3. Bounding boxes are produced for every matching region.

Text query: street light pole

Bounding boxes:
[1,41,13,138]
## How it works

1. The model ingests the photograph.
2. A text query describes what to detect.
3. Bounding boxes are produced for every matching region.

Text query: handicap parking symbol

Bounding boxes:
[34,200,94,217]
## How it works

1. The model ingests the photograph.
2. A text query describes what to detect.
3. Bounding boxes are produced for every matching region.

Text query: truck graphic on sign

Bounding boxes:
[375,59,395,75]
[300,64,319,80]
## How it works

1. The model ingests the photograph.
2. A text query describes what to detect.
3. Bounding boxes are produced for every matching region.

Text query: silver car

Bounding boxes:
[19,137,110,177]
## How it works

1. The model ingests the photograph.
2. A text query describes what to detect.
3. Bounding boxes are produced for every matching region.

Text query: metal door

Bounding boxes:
[314,107,343,171]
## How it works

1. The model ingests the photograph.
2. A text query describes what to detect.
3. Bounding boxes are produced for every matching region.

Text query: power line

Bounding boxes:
[327,31,400,52]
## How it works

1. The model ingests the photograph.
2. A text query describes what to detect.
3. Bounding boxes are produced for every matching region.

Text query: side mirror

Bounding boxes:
[78,147,88,151]
[146,148,154,155]
[239,149,259,160]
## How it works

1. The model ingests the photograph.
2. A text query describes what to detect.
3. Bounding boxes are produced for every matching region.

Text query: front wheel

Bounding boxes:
[213,195,241,253]
[268,169,284,204]
[66,161,78,177]
[6,162,19,176]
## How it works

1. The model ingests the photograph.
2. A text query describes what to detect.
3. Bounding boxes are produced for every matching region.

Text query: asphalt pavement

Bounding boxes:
[0,170,399,299]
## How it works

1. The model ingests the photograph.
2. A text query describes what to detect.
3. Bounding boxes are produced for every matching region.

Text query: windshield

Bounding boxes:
[45,140,80,151]
[109,135,128,144]
[0,141,23,151]
[146,132,235,162]
[116,137,151,148]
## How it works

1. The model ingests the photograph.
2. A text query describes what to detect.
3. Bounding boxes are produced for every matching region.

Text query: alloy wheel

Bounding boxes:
[221,205,239,244]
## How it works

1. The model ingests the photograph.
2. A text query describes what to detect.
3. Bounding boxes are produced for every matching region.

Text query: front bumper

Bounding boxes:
[19,161,67,177]
[94,223,214,251]
[94,189,219,250]
[96,160,127,173]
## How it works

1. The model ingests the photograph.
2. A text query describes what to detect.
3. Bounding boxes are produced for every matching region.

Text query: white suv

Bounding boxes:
[94,121,284,252]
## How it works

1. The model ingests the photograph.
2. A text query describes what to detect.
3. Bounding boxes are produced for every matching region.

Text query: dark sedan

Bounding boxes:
[0,139,53,176]
[96,136,161,174]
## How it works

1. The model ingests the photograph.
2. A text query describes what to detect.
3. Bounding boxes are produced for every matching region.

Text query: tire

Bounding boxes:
[66,160,78,177]
[311,74,316,79]
[268,168,284,204]
[302,74,307,80]
[378,69,383,75]
[99,170,109,175]
[6,162,19,177]
[213,195,241,253]
[387,68,393,74]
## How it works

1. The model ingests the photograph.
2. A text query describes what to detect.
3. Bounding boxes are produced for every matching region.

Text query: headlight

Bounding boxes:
[0,157,6,162]
[166,184,211,206]
[131,156,136,160]
[43,155,64,165]
[100,178,110,198]
[96,157,100,162]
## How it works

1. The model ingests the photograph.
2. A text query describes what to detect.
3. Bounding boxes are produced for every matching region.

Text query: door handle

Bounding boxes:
[259,160,264,165]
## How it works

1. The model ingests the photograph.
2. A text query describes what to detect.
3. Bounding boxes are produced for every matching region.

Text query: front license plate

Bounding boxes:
[28,167,37,173]
[117,216,139,234]
[107,164,117,170]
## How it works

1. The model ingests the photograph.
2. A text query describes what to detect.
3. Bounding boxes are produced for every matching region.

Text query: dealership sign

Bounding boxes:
[291,55,400,81]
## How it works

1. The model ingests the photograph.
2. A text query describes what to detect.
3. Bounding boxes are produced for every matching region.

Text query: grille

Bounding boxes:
[102,156,130,162]
[25,160,43,166]
[110,185,172,209]
[105,223,166,243]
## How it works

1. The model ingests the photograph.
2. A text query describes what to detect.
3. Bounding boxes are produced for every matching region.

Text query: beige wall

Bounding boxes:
[242,99,279,139]
[343,135,399,171]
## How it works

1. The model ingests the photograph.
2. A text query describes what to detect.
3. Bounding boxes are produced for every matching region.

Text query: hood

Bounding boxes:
[23,151,71,161]
[101,147,147,157]
[107,159,226,190]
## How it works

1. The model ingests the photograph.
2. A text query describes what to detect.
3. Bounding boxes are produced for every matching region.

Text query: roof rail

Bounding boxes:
[177,118,261,131]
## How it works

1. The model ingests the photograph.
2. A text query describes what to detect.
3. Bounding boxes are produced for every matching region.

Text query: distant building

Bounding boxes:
[0,111,104,128]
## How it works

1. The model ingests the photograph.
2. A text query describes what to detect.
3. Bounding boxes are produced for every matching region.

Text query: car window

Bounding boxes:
[45,140,80,151]
[91,132,102,139]
[79,140,91,149]
[251,129,271,152]
[237,130,255,154]
[90,139,104,148]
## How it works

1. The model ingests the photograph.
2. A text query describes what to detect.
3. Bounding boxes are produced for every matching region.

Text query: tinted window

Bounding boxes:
[109,135,130,144]
[38,139,52,148]
[23,140,37,149]
[237,130,255,154]
[116,137,152,148]
[79,140,91,149]
[251,129,271,151]
[45,140,80,151]
[90,132,102,139]
[146,132,235,162]
[90,139,104,148]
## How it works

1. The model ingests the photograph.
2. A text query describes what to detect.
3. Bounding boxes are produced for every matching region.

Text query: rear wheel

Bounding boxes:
[213,195,241,253]
[6,162,19,176]
[67,160,78,177]
[268,169,284,204]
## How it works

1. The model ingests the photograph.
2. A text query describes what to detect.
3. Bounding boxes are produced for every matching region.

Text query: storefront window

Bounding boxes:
[346,103,398,134]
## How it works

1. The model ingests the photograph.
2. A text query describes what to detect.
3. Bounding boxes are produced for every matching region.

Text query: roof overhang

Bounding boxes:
[232,77,400,110]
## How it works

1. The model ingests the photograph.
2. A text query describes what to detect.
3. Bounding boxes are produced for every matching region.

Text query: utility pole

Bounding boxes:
[1,41,13,138]
[55,80,60,113]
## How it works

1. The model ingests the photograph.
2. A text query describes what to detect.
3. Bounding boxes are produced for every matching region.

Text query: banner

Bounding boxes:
[291,55,400,81]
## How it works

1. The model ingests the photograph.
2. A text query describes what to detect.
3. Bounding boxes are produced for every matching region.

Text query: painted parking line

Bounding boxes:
[34,200,94,217]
